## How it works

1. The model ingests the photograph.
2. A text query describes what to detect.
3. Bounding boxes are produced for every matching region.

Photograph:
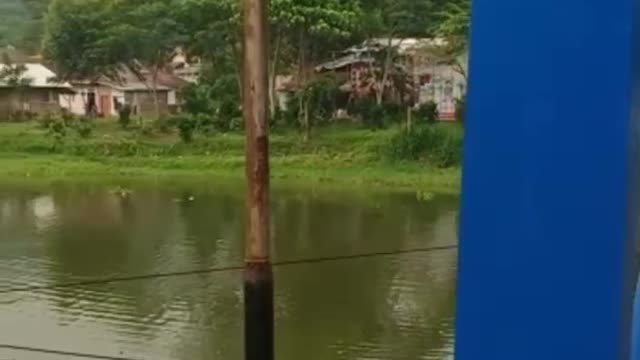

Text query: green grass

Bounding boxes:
[0,120,462,193]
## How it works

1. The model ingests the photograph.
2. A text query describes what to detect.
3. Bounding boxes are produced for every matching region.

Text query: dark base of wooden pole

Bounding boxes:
[244,262,274,360]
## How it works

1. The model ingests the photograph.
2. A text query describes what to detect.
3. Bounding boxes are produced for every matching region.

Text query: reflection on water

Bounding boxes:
[0,183,458,360]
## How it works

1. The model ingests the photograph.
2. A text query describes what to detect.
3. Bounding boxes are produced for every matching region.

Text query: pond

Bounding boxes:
[0,182,458,360]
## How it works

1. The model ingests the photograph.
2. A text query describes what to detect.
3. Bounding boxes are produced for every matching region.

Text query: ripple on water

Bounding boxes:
[0,186,459,360]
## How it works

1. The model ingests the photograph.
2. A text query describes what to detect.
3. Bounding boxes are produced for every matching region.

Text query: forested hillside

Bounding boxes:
[0,0,49,52]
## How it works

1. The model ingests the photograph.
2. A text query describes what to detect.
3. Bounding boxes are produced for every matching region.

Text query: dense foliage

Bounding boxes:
[0,0,471,167]
[0,0,49,51]
[384,124,463,167]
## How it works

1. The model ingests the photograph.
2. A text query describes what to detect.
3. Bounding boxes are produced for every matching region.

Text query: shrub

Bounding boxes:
[281,97,302,128]
[181,82,215,115]
[73,116,95,138]
[137,126,153,136]
[218,99,241,122]
[384,124,464,168]
[229,116,244,131]
[60,110,76,126]
[304,74,341,122]
[270,107,282,128]
[166,114,182,127]
[348,98,405,128]
[37,113,57,129]
[195,113,217,136]
[177,114,197,143]
[118,105,133,128]
[8,110,37,122]
[154,116,172,134]
[347,97,372,120]
[47,118,67,141]
[362,103,386,129]
[349,98,384,128]
[415,101,438,124]
[383,103,404,122]
[455,97,466,123]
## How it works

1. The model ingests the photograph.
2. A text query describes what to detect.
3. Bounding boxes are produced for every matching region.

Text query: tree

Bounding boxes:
[272,0,362,140]
[0,54,33,113]
[0,0,30,48]
[178,0,242,95]
[114,0,185,119]
[435,0,470,79]
[43,0,123,82]
[44,0,185,119]
[360,0,436,105]
[20,0,51,53]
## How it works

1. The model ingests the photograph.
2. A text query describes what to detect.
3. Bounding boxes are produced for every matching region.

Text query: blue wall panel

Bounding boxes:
[456,0,640,359]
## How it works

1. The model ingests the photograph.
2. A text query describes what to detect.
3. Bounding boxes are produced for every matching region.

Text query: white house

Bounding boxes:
[316,38,468,120]
[0,63,74,115]
[61,68,188,117]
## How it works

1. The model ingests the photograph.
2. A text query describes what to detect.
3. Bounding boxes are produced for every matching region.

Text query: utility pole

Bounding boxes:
[242,0,273,359]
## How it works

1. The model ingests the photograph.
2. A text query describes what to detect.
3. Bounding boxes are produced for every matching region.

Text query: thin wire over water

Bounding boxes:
[0,244,458,295]
[0,344,141,360]
[0,244,458,359]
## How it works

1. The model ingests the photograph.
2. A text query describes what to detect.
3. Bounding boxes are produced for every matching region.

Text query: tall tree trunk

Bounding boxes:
[297,28,308,139]
[269,31,282,117]
[151,69,161,120]
[406,106,412,131]
[230,39,243,100]
[303,99,310,142]
[377,37,395,106]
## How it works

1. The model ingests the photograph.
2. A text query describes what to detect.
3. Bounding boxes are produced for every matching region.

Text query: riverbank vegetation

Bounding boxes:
[0,118,462,192]
[0,0,471,193]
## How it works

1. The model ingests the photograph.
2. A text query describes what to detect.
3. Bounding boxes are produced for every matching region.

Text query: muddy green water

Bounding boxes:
[0,183,458,360]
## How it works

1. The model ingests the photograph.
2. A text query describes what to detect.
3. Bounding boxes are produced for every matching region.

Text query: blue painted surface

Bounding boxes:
[633,278,640,360]
[456,0,640,359]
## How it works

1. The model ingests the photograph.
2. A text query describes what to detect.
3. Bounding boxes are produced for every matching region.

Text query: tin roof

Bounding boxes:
[0,63,73,90]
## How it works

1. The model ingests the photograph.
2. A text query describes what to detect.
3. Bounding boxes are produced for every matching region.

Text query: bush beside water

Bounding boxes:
[384,124,463,168]
[0,99,465,171]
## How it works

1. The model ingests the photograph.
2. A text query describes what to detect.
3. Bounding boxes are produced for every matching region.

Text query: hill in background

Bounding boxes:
[0,0,49,54]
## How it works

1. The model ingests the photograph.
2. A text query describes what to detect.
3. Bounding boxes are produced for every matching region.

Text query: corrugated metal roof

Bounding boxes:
[345,38,449,55]
[98,81,171,92]
[0,63,73,89]
[96,67,175,92]
[315,54,374,72]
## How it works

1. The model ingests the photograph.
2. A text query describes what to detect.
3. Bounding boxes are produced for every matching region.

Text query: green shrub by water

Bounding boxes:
[415,101,438,124]
[456,97,466,123]
[118,105,132,128]
[74,116,95,138]
[384,124,463,167]
[43,113,96,141]
[176,114,197,143]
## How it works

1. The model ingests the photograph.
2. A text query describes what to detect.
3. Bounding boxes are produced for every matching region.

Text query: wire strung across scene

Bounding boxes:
[0,244,458,359]
[0,244,458,295]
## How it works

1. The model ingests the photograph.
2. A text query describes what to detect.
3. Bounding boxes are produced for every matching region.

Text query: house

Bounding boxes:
[61,68,188,117]
[397,39,468,120]
[314,53,376,99]
[316,38,468,120]
[171,47,201,83]
[0,63,74,116]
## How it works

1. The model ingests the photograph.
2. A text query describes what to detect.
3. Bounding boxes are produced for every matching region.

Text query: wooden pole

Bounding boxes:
[242,0,273,359]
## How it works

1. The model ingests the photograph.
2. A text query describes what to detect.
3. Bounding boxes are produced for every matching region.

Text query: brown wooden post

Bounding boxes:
[242,0,273,359]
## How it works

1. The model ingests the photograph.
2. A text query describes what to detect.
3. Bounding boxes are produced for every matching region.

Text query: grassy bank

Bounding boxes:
[0,120,462,193]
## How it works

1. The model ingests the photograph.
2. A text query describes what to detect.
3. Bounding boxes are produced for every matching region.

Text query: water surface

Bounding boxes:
[0,183,458,360]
